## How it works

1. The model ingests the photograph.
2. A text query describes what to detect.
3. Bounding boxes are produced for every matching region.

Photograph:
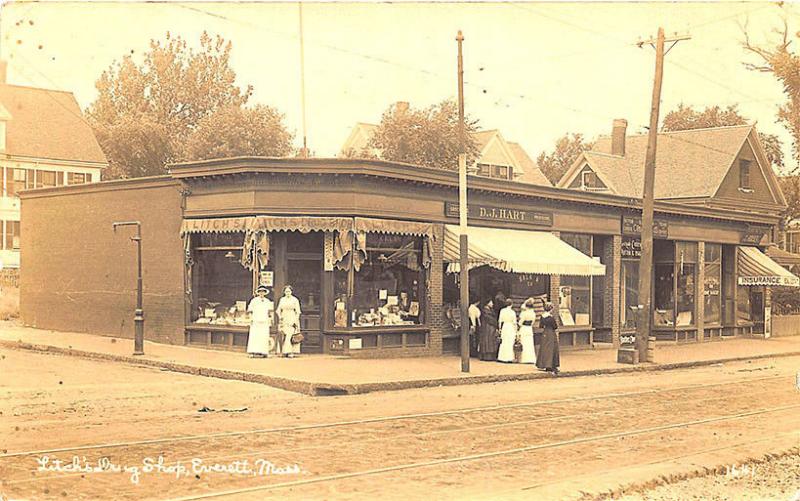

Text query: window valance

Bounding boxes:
[180,216,353,235]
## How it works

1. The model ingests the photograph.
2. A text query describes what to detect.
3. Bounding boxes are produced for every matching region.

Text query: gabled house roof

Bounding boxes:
[339,122,551,186]
[0,83,107,165]
[557,124,783,203]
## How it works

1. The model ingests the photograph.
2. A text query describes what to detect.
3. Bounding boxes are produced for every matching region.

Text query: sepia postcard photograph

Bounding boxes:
[0,1,799,499]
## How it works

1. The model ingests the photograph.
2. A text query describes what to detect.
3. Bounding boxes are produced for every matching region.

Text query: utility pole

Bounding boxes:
[298,2,309,158]
[457,30,470,373]
[635,28,690,362]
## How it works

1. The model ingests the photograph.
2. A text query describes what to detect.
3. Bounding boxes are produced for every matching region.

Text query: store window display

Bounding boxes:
[351,234,424,327]
[704,243,722,325]
[560,234,592,326]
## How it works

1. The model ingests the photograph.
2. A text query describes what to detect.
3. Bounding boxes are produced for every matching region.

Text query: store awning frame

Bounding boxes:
[443,225,605,277]
[738,246,800,287]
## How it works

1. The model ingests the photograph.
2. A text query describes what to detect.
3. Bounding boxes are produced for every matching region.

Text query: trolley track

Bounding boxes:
[166,402,800,500]
[2,374,797,500]
[1,373,786,459]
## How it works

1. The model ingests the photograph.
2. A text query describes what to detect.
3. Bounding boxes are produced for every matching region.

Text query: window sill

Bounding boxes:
[326,325,429,335]
[738,187,754,194]
[187,324,249,332]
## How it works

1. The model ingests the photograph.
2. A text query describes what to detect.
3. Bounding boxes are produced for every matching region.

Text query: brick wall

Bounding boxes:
[607,234,622,346]
[427,223,445,355]
[20,179,185,344]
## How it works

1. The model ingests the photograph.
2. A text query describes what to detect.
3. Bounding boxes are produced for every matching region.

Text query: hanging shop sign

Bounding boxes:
[621,236,642,259]
[259,271,274,287]
[621,215,669,239]
[444,202,553,227]
[741,225,768,245]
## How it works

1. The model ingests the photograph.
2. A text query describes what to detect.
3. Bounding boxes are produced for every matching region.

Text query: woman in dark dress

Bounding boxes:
[536,302,560,375]
[478,299,499,361]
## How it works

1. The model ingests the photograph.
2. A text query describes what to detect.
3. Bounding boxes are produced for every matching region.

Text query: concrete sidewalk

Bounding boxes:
[2,321,800,396]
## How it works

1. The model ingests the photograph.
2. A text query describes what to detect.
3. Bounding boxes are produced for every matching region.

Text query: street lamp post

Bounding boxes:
[112,221,144,356]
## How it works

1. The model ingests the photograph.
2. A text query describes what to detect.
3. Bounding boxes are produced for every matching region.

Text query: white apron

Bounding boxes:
[497,306,518,363]
[277,295,302,354]
[247,297,274,355]
[518,308,537,364]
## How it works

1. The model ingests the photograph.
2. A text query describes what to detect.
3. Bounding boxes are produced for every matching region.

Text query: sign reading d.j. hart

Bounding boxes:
[445,202,553,227]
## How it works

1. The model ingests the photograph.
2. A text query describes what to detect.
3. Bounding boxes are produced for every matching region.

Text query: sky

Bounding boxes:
[2,1,798,172]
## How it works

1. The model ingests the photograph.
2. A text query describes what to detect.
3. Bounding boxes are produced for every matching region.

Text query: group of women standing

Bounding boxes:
[473,296,560,374]
[246,284,303,358]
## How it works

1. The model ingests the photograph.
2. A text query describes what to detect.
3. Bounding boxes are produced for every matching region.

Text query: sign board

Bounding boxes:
[621,236,642,259]
[741,226,768,245]
[445,202,553,227]
[621,215,669,239]
[764,306,771,339]
[738,275,800,287]
[259,271,274,287]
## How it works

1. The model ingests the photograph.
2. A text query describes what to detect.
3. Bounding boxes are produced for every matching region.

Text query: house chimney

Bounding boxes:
[395,101,409,115]
[611,118,627,156]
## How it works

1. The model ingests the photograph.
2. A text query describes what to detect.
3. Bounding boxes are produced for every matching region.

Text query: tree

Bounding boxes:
[743,18,799,173]
[536,133,594,185]
[87,32,292,178]
[365,101,480,170]
[185,105,294,161]
[779,175,800,223]
[662,103,784,170]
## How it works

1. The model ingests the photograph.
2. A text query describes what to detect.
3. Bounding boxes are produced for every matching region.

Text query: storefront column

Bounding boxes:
[550,231,561,312]
[428,224,445,355]
[696,242,705,342]
[609,234,622,348]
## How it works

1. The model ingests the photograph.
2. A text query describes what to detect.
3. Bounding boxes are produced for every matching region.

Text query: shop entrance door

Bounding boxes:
[751,289,765,334]
[286,257,322,352]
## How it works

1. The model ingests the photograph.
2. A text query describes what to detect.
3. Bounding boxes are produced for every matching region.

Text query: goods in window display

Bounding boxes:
[334,295,348,327]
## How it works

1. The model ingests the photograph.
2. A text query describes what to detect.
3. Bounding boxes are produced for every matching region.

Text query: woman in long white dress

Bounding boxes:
[246,285,274,358]
[497,299,518,363]
[276,285,302,358]
[518,297,537,364]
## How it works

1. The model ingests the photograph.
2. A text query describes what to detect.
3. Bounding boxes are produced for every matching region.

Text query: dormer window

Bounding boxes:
[581,170,606,191]
[739,159,751,191]
[476,163,513,180]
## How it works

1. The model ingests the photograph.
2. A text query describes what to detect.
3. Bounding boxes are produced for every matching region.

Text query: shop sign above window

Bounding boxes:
[740,225,767,245]
[444,202,553,227]
[621,236,642,259]
[621,215,669,239]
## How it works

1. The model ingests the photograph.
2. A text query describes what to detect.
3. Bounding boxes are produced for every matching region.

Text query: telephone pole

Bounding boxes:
[635,28,690,362]
[457,30,470,373]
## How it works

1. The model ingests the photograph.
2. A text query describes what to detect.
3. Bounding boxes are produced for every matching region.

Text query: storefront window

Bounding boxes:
[351,234,424,327]
[675,242,697,326]
[333,268,349,328]
[704,243,722,325]
[621,260,639,330]
[737,285,752,323]
[192,233,259,326]
[560,234,592,326]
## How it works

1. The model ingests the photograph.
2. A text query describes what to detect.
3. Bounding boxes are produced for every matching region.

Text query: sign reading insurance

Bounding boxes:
[445,202,553,226]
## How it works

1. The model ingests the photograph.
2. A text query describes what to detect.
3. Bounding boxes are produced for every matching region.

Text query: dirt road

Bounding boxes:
[1,347,799,500]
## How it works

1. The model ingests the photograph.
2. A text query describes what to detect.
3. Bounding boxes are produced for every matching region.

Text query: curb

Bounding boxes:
[2,339,800,397]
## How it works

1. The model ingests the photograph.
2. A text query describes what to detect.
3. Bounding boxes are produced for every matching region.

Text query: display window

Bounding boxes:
[190,233,273,327]
[737,284,752,324]
[675,242,697,326]
[704,243,722,325]
[653,241,697,327]
[560,234,592,326]
[350,234,424,327]
[621,260,639,330]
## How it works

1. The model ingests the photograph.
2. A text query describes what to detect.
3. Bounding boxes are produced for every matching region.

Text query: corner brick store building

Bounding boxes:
[19,156,791,357]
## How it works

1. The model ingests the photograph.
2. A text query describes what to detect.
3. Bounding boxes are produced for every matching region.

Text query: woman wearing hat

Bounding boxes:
[518,298,537,364]
[247,285,274,358]
[276,285,302,358]
[536,302,560,375]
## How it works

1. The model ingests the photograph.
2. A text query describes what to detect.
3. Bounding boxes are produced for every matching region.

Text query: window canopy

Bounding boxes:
[738,246,800,287]
[443,225,606,276]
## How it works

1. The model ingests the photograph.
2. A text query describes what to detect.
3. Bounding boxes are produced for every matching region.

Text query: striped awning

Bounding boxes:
[738,246,800,287]
[443,225,606,276]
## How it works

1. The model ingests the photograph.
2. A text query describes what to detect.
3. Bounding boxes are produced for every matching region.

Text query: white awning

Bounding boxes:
[444,225,606,276]
[738,246,800,287]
